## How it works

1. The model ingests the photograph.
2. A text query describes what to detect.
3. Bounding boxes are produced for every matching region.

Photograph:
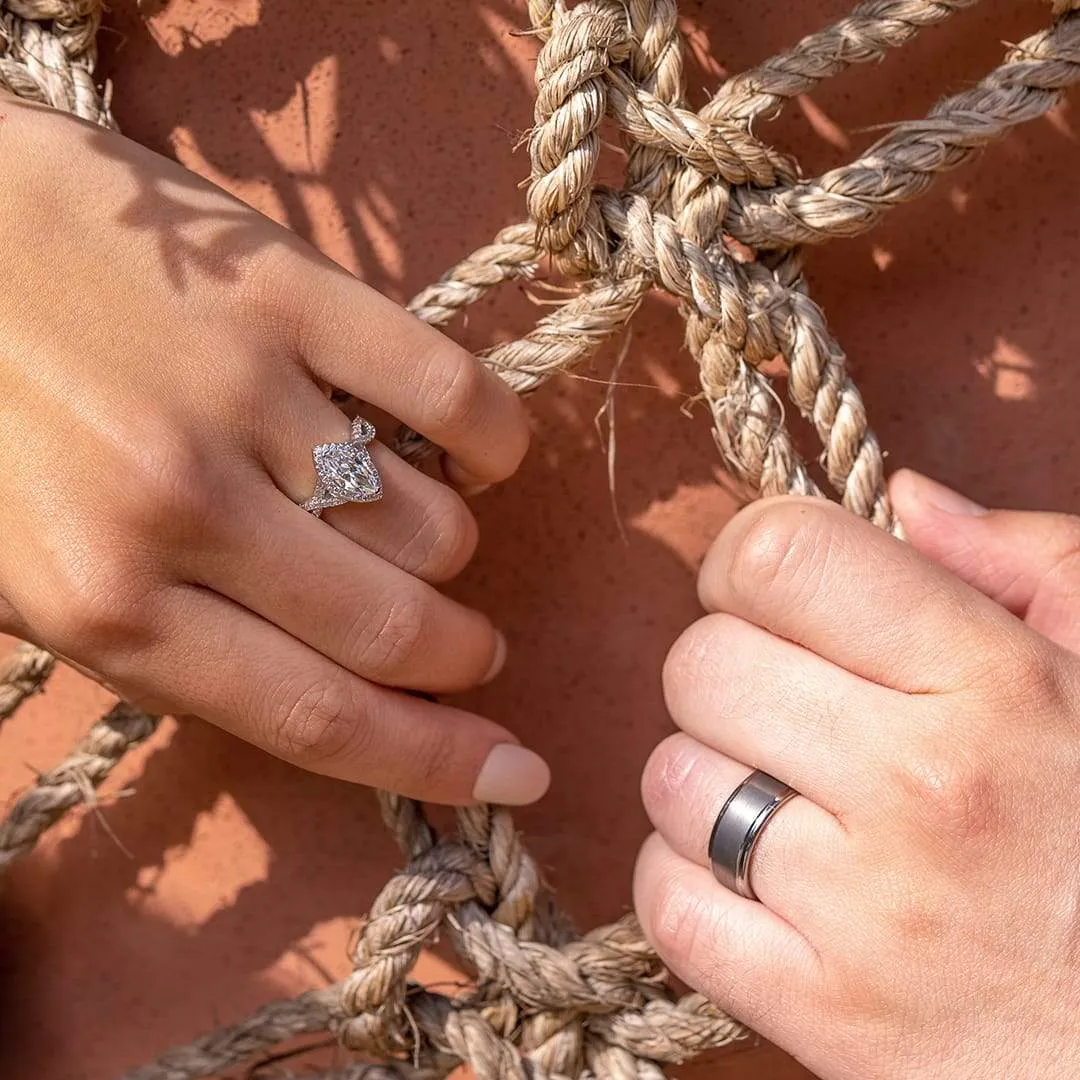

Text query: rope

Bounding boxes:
[0,702,159,871]
[0,641,54,721]
[1,0,1077,1076]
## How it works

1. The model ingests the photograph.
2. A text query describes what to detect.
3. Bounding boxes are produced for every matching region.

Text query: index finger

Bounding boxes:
[697,496,1031,694]
[296,263,529,484]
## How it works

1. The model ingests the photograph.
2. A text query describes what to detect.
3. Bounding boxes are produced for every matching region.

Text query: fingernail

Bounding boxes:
[473,743,551,805]
[481,631,508,685]
[911,472,987,517]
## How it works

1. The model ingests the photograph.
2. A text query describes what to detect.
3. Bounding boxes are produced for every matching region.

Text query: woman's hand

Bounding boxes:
[0,97,548,806]
[635,470,1080,1079]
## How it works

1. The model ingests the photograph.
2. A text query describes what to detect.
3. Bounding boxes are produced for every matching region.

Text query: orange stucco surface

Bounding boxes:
[1,2,1077,1077]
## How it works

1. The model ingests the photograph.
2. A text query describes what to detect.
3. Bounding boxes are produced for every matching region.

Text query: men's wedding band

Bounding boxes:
[708,769,796,900]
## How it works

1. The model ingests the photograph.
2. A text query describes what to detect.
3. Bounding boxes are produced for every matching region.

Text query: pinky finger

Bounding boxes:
[103,585,549,806]
[633,833,822,1045]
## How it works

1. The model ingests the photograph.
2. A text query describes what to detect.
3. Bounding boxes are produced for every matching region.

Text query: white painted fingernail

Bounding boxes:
[473,744,551,805]
[482,631,508,685]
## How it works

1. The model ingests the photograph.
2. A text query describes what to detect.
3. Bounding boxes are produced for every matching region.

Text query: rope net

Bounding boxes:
[1,0,1078,1076]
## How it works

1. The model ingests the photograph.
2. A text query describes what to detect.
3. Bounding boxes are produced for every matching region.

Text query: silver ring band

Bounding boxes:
[708,769,796,900]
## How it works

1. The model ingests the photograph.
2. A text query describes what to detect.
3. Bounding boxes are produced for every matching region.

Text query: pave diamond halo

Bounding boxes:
[300,416,383,517]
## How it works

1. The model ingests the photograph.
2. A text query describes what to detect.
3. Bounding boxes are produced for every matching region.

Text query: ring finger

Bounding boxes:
[641,732,848,935]
[664,612,913,815]
[262,389,479,584]
[323,443,478,584]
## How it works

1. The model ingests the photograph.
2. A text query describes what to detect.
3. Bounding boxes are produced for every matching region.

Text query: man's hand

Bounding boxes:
[635,470,1080,1079]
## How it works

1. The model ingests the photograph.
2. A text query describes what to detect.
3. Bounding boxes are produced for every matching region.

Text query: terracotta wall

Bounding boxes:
[1,1,1077,1077]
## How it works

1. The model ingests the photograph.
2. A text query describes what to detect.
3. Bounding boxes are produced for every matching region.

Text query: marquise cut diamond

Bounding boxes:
[302,415,384,515]
[313,441,382,502]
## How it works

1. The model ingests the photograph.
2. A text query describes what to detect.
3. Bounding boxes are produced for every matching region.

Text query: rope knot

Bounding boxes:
[0,0,112,121]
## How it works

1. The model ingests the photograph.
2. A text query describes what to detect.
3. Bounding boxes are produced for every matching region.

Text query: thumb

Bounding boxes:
[890,469,1080,653]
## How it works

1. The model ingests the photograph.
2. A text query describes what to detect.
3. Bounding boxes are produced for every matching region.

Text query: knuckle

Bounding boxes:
[421,347,488,437]
[641,735,702,821]
[648,864,757,1013]
[401,492,478,582]
[662,613,747,719]
[226,241,281,305]
[647,860,717,963]
[267,678,365,766]
[718,500,837,610]
[347,593,428,678]
[892,742,1000,845]
[662,624,707,707]
[663,616,723,700]
[38,557,161,661]
[987,639,1067,713]
[872,872,947,947]
[151,448,215,521]
[122,431,230,538]
[232,243,314,348]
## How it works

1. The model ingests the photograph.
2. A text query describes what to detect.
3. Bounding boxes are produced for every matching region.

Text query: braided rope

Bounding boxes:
[0,701,159,871]
[0,641,54,720]
[1,0,1078,1077]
